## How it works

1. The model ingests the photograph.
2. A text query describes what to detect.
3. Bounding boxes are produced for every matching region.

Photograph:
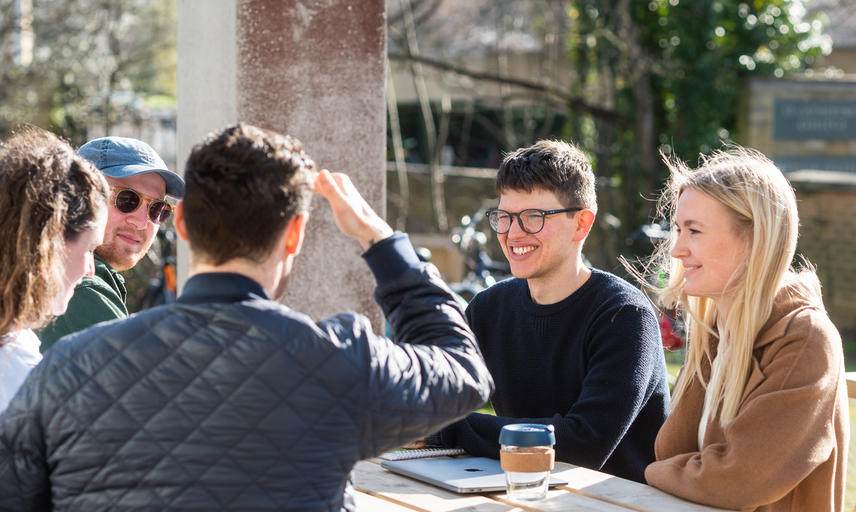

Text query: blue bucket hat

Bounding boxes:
[78,136,185,198]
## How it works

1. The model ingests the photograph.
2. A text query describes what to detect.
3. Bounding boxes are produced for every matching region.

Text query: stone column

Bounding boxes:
[177,0,237,298]
[178,0,387,327]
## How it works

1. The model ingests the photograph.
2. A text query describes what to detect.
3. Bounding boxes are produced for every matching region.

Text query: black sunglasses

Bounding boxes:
[486,207,582,234]
[110,186,173,224]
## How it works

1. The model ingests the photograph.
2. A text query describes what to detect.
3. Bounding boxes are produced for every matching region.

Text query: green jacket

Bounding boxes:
[39,254,127,352]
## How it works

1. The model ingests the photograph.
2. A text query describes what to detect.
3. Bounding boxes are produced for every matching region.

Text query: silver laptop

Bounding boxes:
[380,456,567,494]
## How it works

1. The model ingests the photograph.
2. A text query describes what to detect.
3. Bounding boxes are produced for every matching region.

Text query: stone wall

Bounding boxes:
[740,77,856,341]
[791,178,856,341]
[739,78,856,173]
[177,0,388,328]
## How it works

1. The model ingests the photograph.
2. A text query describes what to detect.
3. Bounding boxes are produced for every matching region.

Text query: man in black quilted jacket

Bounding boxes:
[0,123,494,511]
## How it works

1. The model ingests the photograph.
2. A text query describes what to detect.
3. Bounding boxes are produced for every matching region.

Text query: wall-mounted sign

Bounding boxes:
[775,156,856,173]
[774,100,856,140]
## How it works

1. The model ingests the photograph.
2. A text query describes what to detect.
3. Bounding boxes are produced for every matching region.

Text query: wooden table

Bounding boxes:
[352,457,736,511]
[845,371,856,398]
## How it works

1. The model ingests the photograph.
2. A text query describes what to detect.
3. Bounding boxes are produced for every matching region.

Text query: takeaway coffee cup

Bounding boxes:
[499,423,556,501]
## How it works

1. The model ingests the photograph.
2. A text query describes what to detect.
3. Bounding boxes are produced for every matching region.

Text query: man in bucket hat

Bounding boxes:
[40,137,185,350]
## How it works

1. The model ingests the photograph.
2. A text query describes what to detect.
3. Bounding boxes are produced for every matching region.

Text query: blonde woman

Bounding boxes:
[0,127,109,411]
[640,147,847,511]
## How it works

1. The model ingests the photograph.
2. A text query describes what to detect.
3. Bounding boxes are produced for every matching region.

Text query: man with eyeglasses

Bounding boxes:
[39,137,184,350]
[435,139,669,484]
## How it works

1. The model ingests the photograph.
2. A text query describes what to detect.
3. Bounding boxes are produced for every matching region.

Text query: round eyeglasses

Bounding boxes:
[486,207,582,234]
[110,186,173,224]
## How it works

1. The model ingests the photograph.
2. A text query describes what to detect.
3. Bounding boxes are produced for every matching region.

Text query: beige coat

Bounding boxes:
[645,281,848,511]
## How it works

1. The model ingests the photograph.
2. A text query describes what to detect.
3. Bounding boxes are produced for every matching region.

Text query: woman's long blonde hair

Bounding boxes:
[650,146,799,426]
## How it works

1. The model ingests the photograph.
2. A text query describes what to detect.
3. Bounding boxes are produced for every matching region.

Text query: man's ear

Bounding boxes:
[572,209,596,242]
[284,214,308,256]
[174,201,190,241]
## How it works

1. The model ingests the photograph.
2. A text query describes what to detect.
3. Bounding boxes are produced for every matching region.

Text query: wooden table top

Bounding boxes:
[352,457,736,511]
[845,371,856,398]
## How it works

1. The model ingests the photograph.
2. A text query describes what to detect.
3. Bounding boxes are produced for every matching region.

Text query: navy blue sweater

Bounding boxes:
[440,269,669,483]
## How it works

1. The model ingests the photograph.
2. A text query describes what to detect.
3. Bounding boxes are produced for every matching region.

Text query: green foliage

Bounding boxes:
[0,0,176,143]
[565,0,828,236]
[637,0,825,158]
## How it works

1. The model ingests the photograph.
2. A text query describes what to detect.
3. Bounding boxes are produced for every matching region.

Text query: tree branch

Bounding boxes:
[388,51,625,124]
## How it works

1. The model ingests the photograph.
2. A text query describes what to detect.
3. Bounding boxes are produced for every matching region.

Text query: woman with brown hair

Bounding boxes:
[0,127,109,411]
[638,146,847,511]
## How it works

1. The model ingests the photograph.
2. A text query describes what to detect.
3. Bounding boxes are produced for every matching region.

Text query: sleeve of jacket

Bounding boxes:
[645,309,844,510]
[441,302,664,472]
[38,280,127,349]
[319,233,493,458]
[0,354,53,511]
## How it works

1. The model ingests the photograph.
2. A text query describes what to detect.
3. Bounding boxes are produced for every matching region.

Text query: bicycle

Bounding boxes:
[626,221,684,351]
[138,227,177,310]
[447,207,511,303]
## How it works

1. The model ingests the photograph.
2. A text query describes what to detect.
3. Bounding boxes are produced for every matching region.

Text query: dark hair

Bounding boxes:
[183,123,317,265]
[0,126,109,332]
[496,139,597,213]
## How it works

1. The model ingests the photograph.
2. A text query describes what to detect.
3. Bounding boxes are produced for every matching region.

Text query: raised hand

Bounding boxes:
[314,169,394,251]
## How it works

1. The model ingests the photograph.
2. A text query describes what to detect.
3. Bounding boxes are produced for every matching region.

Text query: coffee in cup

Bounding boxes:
[499,423,556,501]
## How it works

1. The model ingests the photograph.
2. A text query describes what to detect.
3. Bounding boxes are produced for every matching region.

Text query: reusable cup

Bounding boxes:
[499,423,556,501]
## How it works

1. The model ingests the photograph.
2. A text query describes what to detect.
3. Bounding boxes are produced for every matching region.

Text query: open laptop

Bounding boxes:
[380,456,568,494]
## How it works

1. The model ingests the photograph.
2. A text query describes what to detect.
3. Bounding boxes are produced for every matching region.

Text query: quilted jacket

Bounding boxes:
[0,234,494,511]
